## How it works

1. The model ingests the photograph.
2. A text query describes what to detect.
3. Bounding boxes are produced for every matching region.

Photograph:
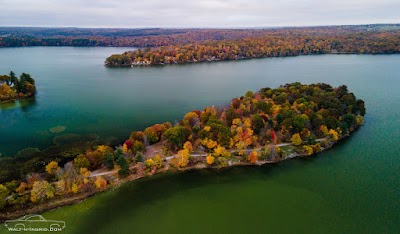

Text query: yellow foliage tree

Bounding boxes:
[94,177,107,190]
[71,183,79,194]
[275,146,282,158]
[235,126,243,135]
[145,158,155,168]
[232,118,242,126]
[30,181,54,203]
[206,139,218,149]
[290,133,302,146]
[183,141,193,153]
[54,180,66,195]
[206,155,215,165]
[183,111,198,120]
[122,143,129,154]
[303,146,313,155]
[229,138,234,148]
[328,129,339,141]
[214,146,231,158]
[320,125,329,136]
[175,149,190,168]
[97,145,113,154]
[243,118,252,128]
[80,168,91,178]
[312,143,322,153]
[154,154,163,169]
[235,141,246,150]
[45,161,60,175]
[204,126,211,131]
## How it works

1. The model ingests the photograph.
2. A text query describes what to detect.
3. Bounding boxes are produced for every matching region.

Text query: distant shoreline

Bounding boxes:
[105,51,400,67]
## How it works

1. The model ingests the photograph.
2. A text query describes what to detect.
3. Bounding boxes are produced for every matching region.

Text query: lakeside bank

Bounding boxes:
[0,132,351,222]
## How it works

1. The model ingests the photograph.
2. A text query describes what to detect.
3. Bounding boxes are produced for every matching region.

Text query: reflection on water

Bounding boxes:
[18,96,37,112]
[0,100,18,111]
[0,132,102,183]
[0,96,37,111]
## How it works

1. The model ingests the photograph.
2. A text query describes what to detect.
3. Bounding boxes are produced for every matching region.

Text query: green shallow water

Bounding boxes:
[1,48,400,233]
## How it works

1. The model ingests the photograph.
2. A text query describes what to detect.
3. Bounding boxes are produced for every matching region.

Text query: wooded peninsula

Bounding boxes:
[0,83,365,221]
[0,72,36,102]
[105,25,400,66]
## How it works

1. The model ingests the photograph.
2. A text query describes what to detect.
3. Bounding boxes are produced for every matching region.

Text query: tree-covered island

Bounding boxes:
[0,83,365,221]
[0,71,36,102]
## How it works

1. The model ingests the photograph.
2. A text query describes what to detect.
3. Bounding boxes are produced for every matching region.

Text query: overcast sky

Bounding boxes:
[0,0,399,28]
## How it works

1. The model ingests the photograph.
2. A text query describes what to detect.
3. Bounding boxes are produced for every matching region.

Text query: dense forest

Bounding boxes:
[106,28,400,66]
[0,83,365,213]
[1,24,400,48]
[0,72,36,101]
[124,82,365,162]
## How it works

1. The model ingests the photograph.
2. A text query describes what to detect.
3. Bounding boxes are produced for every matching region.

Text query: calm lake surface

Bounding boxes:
[1,47,400,233]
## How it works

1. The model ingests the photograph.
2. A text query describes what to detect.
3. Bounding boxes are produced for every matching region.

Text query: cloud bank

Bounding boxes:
[0,0,399,27]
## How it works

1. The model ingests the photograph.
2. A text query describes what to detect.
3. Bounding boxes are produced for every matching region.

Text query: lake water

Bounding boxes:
[0,48,400,233]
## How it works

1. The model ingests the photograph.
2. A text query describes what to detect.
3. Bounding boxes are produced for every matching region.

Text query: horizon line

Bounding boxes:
[0,23,399,30]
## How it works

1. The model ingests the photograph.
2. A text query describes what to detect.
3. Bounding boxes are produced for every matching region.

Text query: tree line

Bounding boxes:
[1,24,400,49]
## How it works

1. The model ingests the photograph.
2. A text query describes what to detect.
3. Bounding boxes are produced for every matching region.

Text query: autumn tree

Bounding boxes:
[16,182,27,195]
[145,158,155,170]
[303,146,313,155]
[154,154,163,169]
[45,161,60,175]
[163,126,191,150]
[173,149,190,168]
[183,141,193,153]
[328,129,339,141]
[144,127,159,144]
[213,146,231,158]
[94,177,107,190]
[74,154,90,169]
[80,168,91,178]
[260,146,271,160]
[248,151,258,163]
[320,125,329,136]
[217,157,228,167]
[30,181,55,203]
[291,133,302,146]
[54,180,66,195]
[86,147,109,169]
[71,183,79,194]
[132,141,145,154]
[206,155,215,165]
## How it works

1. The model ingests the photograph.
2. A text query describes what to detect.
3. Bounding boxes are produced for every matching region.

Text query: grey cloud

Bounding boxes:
[0,0,399,27]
